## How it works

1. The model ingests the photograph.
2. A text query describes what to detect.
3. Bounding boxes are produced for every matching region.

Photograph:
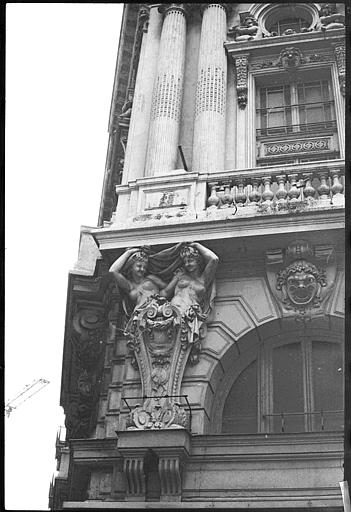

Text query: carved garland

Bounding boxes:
[233,54,249,109]
[333,42,345,96]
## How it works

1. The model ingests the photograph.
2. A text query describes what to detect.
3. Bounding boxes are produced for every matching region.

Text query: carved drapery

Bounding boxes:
[266,241,336,321]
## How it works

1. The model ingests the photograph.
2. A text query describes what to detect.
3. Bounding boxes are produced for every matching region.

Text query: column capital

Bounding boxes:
[199,3,232,15]
[158,3,191,17]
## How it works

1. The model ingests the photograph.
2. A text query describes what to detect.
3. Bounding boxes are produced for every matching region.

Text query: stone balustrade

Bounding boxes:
[206,161,344,214]
[110,160,344,228]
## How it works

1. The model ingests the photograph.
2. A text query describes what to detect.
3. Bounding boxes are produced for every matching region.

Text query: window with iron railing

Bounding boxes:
[268,17,309,35]
[255,78,340,165]
[222,339,343,434]
[257,81,336,137]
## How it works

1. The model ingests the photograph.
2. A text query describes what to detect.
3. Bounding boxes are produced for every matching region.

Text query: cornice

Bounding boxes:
[91,209,344,252]
[225,27,345,56]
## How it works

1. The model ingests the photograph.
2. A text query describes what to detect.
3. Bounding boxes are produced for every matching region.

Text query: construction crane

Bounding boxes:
[5,378,50,417]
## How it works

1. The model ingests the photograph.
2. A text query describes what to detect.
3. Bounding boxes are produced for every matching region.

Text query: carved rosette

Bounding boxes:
[233,54,249,109]
[333,42,345,96]
[124,295,205,430]
[266,241,336,321]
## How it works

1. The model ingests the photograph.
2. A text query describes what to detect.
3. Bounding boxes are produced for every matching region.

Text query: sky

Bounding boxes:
[5,3,124,509]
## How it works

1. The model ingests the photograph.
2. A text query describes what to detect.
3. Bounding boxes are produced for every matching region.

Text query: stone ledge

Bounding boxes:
[62,497,343,509]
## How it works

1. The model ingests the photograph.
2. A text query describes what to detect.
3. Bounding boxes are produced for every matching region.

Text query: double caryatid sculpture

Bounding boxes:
[109,242,218,430]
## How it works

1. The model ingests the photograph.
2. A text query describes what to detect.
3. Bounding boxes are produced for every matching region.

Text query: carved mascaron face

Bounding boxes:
[276,260,326,308]
[286,270,318,305]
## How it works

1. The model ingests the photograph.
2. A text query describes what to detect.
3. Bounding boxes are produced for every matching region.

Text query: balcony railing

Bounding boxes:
[222,410,344,434]
[256,101,336,137]
[206,161,344,213]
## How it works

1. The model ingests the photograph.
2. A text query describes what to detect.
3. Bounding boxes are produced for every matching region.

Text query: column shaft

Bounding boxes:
[122,7,162,183]
[192,4,228,173]
[145,5,187,177]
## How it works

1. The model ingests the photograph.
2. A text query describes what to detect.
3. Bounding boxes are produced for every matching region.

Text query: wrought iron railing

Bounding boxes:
[223,410,344,433]
[263,410,344,433]
[256,101,336,137]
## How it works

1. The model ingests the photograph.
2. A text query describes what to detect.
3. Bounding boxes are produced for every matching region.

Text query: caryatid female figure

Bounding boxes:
[161,242,219,315]
[109,247,168,310]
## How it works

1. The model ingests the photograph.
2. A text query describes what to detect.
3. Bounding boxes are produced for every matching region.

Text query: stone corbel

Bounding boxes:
[333,41,345,96]
[121,449,148,501]
[157,448,188,502]
[232,54,249,109]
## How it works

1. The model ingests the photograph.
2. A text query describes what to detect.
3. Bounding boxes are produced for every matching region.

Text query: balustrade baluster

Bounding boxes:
[248,177,261,206]
[235,178,247,206]
[261,176,274,209]
[275,175,288,210]
[330,169,344,206]
[287,174,301,207]
[221,182,234,207]
[302,172,316,205]
[207,183,220,208]
[316,170,331,206]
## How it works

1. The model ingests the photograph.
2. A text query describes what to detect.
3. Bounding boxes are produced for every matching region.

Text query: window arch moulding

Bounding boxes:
[208,320,344,435]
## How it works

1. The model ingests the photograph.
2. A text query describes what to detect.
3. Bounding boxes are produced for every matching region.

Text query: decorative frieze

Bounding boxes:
[265,138,330,156]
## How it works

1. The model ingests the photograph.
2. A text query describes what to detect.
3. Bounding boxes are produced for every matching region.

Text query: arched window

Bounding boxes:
[253,4,318,38]
[221,339,343,434]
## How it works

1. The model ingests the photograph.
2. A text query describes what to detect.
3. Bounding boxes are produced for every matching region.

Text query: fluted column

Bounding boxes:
[192,4,229,174]
[122,6,163,184]
[145,4,188,176]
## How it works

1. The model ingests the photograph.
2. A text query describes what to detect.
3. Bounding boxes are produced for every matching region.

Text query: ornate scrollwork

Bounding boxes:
[65,306,108,439]
[124,295,201,430]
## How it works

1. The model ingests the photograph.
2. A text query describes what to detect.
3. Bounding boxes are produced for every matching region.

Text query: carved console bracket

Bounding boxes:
[266,241,336,321]
[333,41,345,96]
[124,295,205,430]
[232,54,249,109]
[121,448,148,501]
